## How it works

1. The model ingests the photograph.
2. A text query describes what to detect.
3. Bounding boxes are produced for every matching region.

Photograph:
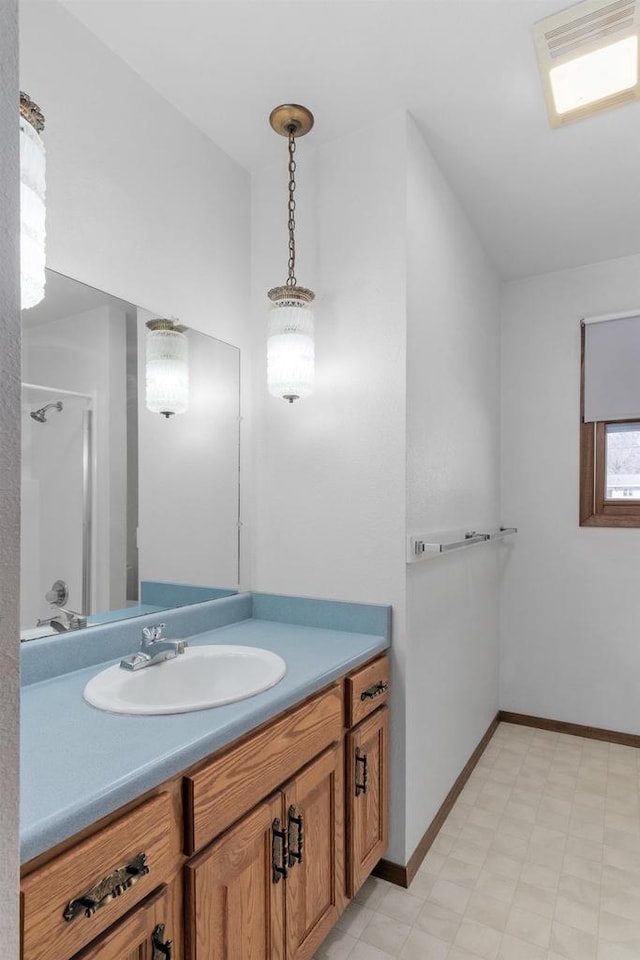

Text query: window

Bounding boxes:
[580,315,640,526]
[605,422,640,498]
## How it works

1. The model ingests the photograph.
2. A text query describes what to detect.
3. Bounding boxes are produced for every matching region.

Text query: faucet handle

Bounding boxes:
[142,623,166,642]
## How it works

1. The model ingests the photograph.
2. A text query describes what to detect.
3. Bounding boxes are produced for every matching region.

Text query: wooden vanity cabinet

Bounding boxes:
[185,743,344,960]
[21,653,389,960]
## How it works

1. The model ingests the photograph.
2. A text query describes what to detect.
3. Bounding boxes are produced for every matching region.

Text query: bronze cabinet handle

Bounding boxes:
[63,852,149,922]
[355,748,368,796]
[287,805,304,868]
[360,681,388,702]
[272,818,288,884]
[152,922,173,959]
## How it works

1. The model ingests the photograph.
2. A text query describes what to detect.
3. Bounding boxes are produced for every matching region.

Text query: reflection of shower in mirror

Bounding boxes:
[20,383,93,635]
[30,400,63,423]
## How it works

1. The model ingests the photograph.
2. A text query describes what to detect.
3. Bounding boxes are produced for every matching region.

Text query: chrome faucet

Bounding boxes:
[37,606,88,632]
[120,623,188,671]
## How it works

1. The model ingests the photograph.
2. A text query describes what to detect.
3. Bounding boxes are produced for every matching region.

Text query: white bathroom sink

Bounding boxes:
[83,644,287,715]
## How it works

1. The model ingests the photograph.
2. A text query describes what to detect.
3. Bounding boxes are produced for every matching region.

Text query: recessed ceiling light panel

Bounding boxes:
[534,0,640,126]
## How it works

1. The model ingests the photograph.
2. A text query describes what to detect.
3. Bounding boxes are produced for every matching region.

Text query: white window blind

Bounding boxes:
[583,313,640,422]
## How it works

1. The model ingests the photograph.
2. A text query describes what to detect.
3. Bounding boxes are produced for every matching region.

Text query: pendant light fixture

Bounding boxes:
[145,319,189,418]
[19,92,46,310]
[267,104,315,403]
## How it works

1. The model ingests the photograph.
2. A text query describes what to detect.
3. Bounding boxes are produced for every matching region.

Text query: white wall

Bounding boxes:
[405,117,501,859]
[250,116,407,605]
[250,115,408,861]
[19,0,251,580]
[0,1,21,953]
[501,253,640,732]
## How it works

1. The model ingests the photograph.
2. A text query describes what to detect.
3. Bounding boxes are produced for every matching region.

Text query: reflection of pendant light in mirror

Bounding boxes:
[145,319,189,418]
[20,92,46,310]
[267,104,315,403]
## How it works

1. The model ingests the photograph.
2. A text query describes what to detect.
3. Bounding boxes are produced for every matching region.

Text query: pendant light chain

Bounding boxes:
[286,127,297,287]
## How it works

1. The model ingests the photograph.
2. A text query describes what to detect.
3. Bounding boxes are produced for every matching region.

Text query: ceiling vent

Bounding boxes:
[534,0,640,126]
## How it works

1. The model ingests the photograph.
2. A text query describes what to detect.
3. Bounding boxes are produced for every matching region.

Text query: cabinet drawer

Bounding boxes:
[21,792,173,960]
[184,683,343,854]
[345,655,389,728]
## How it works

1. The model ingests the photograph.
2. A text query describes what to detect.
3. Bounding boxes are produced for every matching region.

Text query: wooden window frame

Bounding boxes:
[580,324,640,527]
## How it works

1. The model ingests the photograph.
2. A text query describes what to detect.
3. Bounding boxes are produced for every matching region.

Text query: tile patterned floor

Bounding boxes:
[315,721,640,960]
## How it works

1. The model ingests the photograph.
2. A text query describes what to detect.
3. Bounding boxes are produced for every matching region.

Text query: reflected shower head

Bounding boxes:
[30,401,63,423]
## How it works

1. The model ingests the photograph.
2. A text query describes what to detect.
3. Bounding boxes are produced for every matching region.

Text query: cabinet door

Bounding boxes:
[346,706,388,898]
[71,885,174,960]
[184,793,285,960]
[283,743,345,960]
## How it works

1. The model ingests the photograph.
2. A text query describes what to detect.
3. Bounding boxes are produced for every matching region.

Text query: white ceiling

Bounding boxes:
[59,0,640,279]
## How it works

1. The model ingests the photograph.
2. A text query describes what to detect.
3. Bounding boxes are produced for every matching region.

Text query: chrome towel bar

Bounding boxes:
[408,527,517,561]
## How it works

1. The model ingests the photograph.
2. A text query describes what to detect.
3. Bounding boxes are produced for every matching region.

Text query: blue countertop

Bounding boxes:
[21,606,389,864]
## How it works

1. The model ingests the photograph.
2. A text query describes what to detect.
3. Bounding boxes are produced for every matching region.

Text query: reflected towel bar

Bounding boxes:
[408,527,517,561]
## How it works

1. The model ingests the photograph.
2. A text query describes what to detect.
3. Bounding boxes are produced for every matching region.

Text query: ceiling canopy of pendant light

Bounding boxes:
[20,92,46,310]
[267,104,315,404]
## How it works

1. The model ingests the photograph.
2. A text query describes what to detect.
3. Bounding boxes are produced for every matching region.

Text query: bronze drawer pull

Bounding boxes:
[287,805,304,868]
[152,922,173,959]
[360,681,388,702]
[355,748,368,796]
[63,852,149,922]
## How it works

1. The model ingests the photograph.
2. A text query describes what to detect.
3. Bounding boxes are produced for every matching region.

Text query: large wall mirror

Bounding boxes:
[21,269,240,640]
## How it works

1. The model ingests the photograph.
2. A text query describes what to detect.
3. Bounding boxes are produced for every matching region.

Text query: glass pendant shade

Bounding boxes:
[19,94,46,310]
[267,289,315,403]
[145,321,189,418]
